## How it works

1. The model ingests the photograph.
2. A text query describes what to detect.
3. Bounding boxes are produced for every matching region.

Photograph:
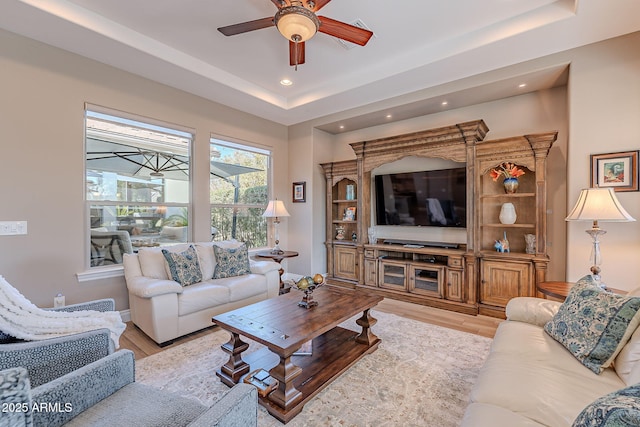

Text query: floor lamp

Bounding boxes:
[565,187,635,285]
[262,199,290,254]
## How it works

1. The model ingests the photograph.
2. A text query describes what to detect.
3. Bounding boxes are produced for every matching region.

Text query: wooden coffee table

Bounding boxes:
[212,287,383,423]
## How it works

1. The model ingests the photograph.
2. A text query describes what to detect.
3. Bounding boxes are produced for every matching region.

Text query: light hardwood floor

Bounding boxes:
[120,298,503,360]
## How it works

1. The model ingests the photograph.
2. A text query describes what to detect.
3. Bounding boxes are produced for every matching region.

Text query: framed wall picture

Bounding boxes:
[591,151,639,192]
[292,181,306,202]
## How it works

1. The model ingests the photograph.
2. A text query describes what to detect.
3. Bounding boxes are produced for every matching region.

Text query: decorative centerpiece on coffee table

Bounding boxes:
[294,274,325,308]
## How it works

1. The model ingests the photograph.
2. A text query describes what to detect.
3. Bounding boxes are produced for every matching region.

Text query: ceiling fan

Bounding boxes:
[217,0,373,70]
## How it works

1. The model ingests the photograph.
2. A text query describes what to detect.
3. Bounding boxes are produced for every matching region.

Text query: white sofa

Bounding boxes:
[123,241,280,345]
[462,290,640,426]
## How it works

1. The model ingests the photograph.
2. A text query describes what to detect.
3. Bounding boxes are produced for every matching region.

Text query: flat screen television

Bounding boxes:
[374,167,466,228]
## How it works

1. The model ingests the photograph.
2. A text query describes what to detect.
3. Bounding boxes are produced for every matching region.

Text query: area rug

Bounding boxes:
[136,311,492,426]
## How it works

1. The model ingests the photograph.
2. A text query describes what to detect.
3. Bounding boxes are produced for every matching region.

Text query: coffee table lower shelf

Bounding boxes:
[216,326,380,423]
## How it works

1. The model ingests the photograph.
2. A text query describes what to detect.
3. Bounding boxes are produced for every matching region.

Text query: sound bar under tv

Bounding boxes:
[382,239,459,249]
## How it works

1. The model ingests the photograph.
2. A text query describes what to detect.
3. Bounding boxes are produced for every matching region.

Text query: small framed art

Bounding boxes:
[292,181,306,202]
[343,207,356,221]
[591,151,639,192]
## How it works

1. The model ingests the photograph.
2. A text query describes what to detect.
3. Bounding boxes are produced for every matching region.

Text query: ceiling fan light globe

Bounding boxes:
[275,6,319,42]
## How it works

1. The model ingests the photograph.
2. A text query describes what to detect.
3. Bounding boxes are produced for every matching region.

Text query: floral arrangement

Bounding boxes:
[490,162,525,181]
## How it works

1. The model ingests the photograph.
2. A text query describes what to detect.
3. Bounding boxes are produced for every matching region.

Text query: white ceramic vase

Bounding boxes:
[499,203,517,224]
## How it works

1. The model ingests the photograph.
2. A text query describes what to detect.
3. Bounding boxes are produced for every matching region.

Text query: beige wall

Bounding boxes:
[0,29,288,309]
[566,33,640,289]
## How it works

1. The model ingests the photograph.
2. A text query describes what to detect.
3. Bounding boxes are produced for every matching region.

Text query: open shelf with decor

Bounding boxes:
[321,160,360,286]
[475,133,558,317]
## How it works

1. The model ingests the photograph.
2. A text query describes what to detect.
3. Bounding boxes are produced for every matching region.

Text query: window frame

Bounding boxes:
[83,105,194,273]
[209,135,272,250]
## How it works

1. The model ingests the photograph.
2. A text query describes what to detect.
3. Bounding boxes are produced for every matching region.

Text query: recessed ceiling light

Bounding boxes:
[280,79,293,86]
[519,83,527,88]
[386,114,392,119]
[441,101,448,106]
[339,125,345,129]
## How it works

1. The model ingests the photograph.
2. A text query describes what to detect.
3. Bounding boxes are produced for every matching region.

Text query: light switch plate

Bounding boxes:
[0,221,28,235]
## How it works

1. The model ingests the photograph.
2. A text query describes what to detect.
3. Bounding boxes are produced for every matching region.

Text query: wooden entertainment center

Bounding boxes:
[321,120,558,317]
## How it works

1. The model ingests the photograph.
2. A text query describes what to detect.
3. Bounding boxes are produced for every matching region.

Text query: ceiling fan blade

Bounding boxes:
[217,17,274,36]
[289,40,306,66]
[310,0,331,12]
[317,16,373,46]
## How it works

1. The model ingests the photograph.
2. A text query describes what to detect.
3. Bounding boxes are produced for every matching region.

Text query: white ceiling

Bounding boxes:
[2,0,640,128]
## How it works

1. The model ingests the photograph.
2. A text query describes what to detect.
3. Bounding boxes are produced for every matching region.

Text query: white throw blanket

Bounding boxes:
[0,276,125,348]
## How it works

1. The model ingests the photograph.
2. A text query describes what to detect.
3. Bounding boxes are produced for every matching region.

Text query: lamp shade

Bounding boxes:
[565,187,635,222]
[275,6,319,42]
[262,200,290,218]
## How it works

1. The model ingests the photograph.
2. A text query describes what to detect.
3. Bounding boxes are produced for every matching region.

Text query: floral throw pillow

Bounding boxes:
[572,383,640,427]
[162,245,202,286]
[213,243,250,279]
[544,275,640,374]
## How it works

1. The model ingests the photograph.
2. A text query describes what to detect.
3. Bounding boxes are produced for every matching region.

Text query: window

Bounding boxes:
[85,108,193,268]
[210,138,270,248]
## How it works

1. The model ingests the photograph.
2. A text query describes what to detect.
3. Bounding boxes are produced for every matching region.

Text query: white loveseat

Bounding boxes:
[462,283,640,426]
[123,241,280,345]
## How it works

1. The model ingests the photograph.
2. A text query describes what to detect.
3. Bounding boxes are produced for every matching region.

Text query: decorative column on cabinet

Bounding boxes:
[475,132,557,318]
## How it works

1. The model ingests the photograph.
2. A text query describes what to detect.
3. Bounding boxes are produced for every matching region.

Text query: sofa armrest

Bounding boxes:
[505,297,562,327]
[0,328,114,388]
[46,298,115,313]
[249,260,280,275]
[126,276,183,298]
[31,350,135,427]
[187,383,257,427]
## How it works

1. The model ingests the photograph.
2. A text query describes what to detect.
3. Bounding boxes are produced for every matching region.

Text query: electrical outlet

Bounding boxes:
[54,294,65,308]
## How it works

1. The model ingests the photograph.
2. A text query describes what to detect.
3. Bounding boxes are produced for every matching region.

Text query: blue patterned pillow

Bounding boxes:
[572,383,640,427]
[162,245,202,286]
[544,275,640,374]
[213,243,250,279]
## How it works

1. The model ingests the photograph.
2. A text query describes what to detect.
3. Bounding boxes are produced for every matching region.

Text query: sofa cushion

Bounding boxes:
[138,244,189,280]
[218,274,268,303]
[572,383,640,427]
[462,402,546,427]
[65,382,206,427]
[471,320,626,426]
[614,324,640,386]
[178,282,230,316]
[544,275,640,374]
[162,245,202,287]
[194,243,215,280]
[213,243,251,279]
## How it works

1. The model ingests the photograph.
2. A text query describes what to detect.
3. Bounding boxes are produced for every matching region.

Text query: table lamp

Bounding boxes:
[565,187,635,285]
[262,199,290,254]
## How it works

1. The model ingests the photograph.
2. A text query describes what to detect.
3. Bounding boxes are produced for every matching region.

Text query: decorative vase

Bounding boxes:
[345,184,355,200]
[503,177,519,194]
[524,234,536,254]
[499,203,517,224]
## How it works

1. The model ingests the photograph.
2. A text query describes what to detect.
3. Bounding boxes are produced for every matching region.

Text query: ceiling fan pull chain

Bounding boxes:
[292,34,301,71]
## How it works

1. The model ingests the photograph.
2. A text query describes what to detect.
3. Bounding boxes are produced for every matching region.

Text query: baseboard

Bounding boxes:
[119,309,131,323]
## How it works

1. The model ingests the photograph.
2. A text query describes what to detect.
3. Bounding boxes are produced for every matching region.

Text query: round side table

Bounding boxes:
[537,281,626,301]
[254,250,299,294]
